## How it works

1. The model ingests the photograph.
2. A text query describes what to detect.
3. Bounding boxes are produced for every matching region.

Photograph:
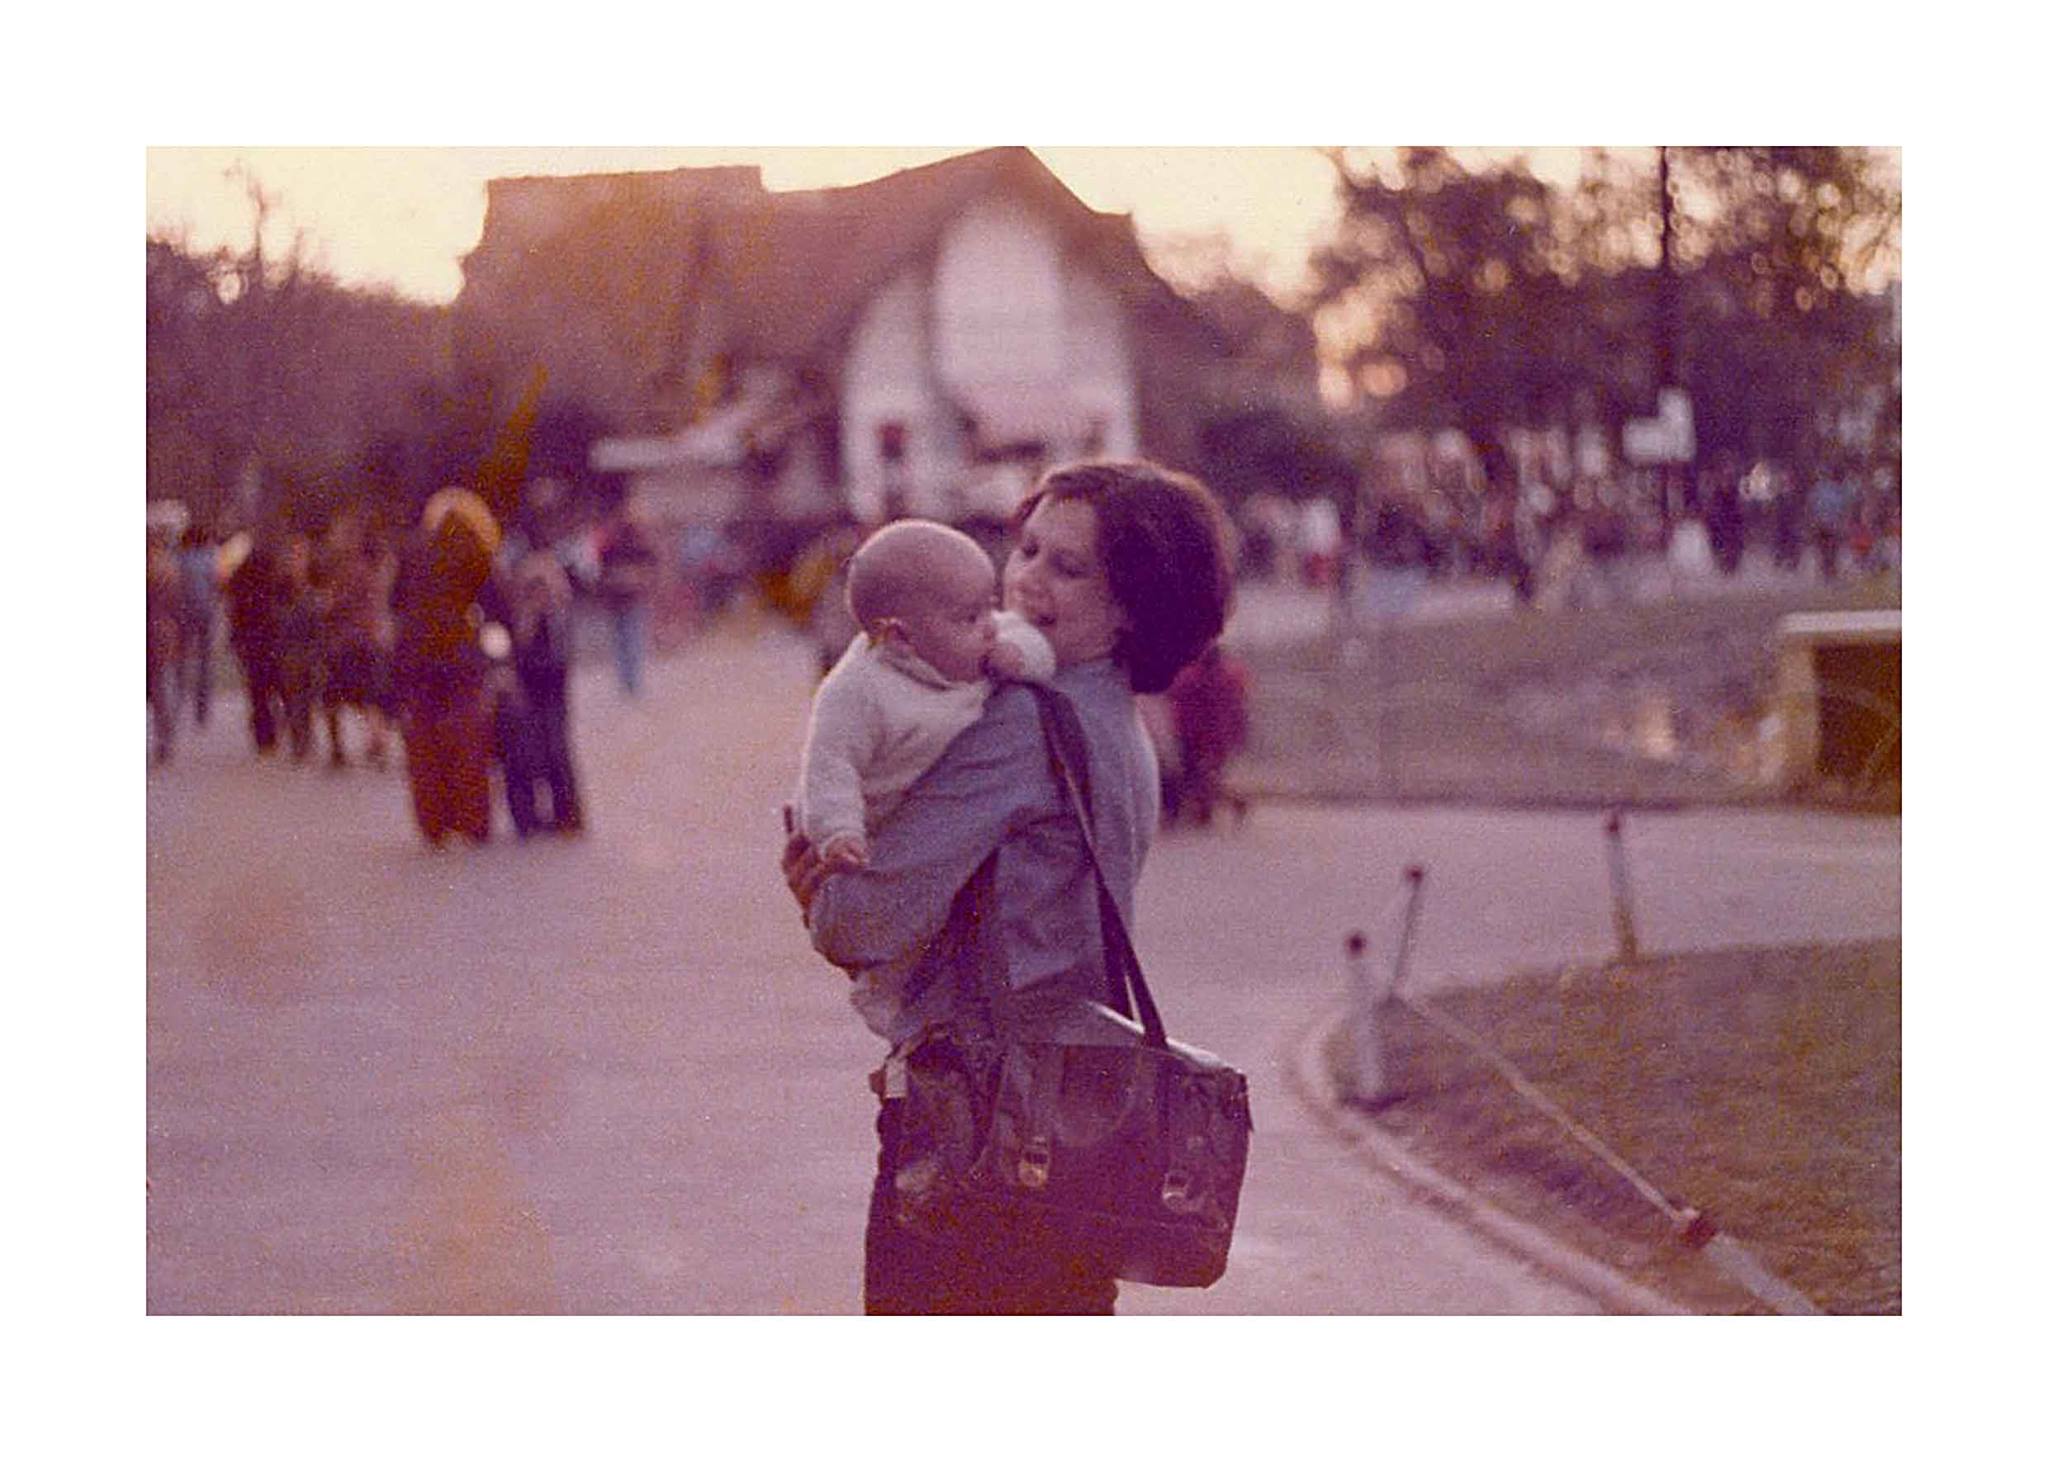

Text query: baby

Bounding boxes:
[792,518,1055,1037]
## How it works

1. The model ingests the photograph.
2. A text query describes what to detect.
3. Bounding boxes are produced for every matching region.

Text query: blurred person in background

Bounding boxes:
[174,523,220,730]
[596,499,659,697]
[1848,476,1884,574]
[676,521,747,623]
[224,527,292,757]
[1297,497,1342,589]
[1137,692,1183,825]
[1703,453,1747,577]
[1480,492,1533,604]
[390,489,501,847]
[492,550,585,839]
[147,535,183,766]
[1512,480,1552,607]
[274,534,324,762]
[1771,463,1806,572]
[1166,643,1251,829]
[313,514,397,769]
[1580,487,1632,606]
[1809,461,1858,581]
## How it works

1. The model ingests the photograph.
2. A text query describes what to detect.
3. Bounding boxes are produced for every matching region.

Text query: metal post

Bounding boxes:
[1389,864,1427,998]
[1604,810,1642,965]
[1340,931,1388,1106]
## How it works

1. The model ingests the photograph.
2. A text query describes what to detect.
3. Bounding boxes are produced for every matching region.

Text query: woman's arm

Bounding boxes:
[805,685,1045,975]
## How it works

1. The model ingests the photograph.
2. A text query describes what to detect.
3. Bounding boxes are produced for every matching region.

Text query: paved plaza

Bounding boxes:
[145,614,1901,1313]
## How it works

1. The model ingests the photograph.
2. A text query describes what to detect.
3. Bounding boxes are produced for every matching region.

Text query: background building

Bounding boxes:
[453,148,1307,531]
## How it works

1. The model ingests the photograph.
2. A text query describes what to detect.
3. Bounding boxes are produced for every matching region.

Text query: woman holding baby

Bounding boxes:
[781,459,1236,1314]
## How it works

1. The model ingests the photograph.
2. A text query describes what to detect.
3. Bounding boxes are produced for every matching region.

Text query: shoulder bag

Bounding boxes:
[885,685,1253,1288]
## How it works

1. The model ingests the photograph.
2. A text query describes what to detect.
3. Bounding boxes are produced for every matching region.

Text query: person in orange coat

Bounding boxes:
[389,489,500,847]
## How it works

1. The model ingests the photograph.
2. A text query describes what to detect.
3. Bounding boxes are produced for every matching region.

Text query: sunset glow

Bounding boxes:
[144,146,1349,305]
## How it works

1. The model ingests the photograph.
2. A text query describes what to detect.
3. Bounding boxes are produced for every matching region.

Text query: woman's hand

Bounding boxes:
[779,805,834,916]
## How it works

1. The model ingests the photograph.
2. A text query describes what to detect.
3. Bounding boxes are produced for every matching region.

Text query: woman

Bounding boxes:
[782,459,1235,1314]
[389,488,500,847]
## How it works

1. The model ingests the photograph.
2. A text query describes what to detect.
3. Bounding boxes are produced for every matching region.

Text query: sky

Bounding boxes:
[144,146,1354,304]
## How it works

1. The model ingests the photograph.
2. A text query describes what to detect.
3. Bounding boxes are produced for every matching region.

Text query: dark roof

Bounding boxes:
[725,147,1206,362]
[466,148,1225,374]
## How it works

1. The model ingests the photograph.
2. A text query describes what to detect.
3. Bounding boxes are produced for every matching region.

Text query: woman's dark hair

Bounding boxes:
[1014,459,1237,694]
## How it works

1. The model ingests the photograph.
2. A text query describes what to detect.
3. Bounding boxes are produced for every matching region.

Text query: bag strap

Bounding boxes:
[1023,684,1170,1048]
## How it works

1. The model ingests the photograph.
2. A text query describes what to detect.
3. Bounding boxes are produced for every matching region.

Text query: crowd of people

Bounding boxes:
[145,469,1334,856]
[1236,452,1903,611]
[144,487,684,851]
[155,445,1899,850]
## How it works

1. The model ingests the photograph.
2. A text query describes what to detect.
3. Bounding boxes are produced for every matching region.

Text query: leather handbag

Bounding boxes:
[885,686,1253,1288]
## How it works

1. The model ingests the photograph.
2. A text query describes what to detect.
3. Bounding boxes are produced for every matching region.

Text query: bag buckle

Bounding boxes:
[1161,1168,1195,1210]
[1017,1136,1052,1189]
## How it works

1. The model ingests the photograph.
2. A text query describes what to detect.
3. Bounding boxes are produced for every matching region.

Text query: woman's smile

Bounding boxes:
[1002,497,1125,668]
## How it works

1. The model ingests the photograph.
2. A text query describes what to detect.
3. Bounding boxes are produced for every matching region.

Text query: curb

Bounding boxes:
[1284,1007,1692,1317]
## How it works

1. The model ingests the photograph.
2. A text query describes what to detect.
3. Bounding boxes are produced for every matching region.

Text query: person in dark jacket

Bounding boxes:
[493,551,585,838]
[224,530,291,756]
[273,534,323,761]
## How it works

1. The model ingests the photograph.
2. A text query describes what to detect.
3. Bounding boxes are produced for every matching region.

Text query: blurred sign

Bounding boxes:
[1623,387,1695,465]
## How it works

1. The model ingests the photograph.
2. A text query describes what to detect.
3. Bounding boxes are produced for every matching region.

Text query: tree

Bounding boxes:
[1199,405,1358,513]
[1308,146,1902,498]
[1670,147,1901,469]
[1311,148,1586,478]
[147,172,451,532]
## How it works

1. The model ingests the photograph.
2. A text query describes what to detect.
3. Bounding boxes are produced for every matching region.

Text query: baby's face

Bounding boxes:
[896,546,999,683]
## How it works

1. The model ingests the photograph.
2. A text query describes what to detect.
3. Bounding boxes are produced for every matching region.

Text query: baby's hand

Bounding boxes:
[985,641,1029,680]
[819,835,870,871]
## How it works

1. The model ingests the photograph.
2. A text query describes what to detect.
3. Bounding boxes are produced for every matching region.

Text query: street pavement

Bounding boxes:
[145,606,1900,1314]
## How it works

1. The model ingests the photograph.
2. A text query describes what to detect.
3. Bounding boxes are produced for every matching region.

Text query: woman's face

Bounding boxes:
[1003,496,1126,669]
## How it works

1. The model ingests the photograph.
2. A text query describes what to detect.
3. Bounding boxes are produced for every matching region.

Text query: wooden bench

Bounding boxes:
[1772,610,1902,792]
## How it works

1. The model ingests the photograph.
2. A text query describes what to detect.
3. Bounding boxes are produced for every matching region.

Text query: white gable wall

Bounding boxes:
[841,270,953,520]
[1060,266,1140,458]
[933,197,1065,384]
[837,195,1140,521]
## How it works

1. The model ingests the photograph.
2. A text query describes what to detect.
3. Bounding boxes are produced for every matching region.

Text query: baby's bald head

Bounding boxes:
[846,519,993,632]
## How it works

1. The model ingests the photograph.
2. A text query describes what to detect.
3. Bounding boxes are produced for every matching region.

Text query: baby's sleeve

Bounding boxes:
[796,671,878,851]
[991,610,1057,683]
